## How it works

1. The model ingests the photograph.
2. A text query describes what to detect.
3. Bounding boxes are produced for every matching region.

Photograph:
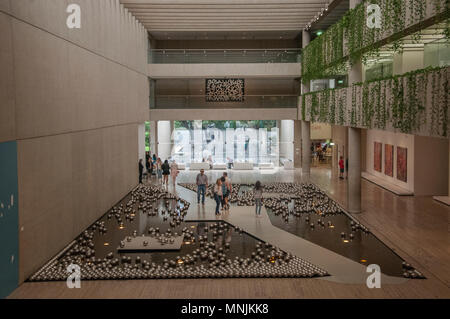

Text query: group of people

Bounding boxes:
[195,169,264,217]
[140,154,264,217]
[139,152,179,186]
[196,170,232,215]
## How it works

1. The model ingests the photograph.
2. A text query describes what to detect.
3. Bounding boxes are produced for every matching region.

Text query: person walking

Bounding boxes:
[161,159,170,186]
[196,169,208,204]
[222,172,232,211]
[145,152,151,180]
[254,181,263,217]
[138,159,144,184]
[170,160,179,186]
[220,176,227,211]
[339,156,345,179]
[156,157,163,184]
[213,178,223,216]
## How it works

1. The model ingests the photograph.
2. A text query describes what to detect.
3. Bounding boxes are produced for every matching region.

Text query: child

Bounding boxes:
[339,156,344,179]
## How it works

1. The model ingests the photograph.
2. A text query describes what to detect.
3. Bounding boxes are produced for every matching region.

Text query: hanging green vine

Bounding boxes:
[330,89,336,124]
[302,66,449,138]
[301,0,450,82]
[338,91,346,126]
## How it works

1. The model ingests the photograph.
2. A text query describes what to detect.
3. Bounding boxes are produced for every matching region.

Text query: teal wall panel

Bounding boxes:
[0,141,19,298]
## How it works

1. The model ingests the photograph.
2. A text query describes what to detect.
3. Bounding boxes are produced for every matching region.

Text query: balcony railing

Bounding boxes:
[148,49,301,64]
[151,95,298,109]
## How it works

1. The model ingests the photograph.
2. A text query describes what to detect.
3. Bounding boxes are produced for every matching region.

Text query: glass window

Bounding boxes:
[172,120,279,165]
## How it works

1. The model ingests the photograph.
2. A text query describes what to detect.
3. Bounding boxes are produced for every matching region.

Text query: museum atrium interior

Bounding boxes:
[0,0,449,299]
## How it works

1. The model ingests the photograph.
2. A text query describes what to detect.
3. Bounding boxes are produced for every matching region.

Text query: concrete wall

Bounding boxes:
[365,129,415,192]
[156,78,299,95]
[150,108,298,121]
[414,135,449,196]
[400,49,424,74]
[311,123,331,140]
[0,0,148,283]
[155,39,300,50]
[148,63,301,79]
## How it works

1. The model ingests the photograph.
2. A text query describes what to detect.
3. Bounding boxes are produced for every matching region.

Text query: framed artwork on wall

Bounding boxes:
[397,146,407,182]
[384,144,394,177]
[205,78,245,102]
[374,142,382,172]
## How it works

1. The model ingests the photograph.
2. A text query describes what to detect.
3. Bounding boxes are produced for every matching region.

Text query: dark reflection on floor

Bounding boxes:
[182,182,425,279]
[264,197,425,279]
[28,185,328,281]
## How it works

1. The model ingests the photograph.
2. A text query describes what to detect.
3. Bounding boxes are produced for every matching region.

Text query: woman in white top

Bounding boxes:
[213,178,223,215]
[170,160,179,186]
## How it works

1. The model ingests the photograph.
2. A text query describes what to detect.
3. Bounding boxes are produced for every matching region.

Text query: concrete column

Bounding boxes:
[302,121,311,179]
[157,120,171,161]
[348,127,362,213]
[348,0,363,84]
[294,120,302,168]
[150,121,158,156]
[149,79,156,109]
[301,29,311,177]
[280,120,294,162]
[346,0,363,213]
[301,29,311,96]
[170,120,175,159]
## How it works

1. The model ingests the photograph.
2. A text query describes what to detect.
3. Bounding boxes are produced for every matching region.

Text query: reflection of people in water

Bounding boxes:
[225,228,232,244]
[197,222,206,236]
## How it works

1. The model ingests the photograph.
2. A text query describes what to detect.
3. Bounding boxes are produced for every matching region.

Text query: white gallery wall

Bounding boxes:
[365,129,415,192]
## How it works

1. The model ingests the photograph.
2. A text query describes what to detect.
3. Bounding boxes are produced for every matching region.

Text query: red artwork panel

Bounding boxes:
[397,147,407,182]
[385,144,393,177]
[374,142,382,172]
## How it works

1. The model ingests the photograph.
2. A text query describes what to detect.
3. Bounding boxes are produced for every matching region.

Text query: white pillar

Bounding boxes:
[138,123,146,166]
[294,120,302,168]
[150,121,157,156]
[170,120,174,159]
[157,120,171,161]
[280,120,294,162]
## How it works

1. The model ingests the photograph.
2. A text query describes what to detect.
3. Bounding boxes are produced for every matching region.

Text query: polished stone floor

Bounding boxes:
[9,167,450,298]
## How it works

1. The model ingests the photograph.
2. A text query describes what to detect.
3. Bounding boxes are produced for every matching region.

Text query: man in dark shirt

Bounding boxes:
[196,169,208,204]
[139,159,144,184]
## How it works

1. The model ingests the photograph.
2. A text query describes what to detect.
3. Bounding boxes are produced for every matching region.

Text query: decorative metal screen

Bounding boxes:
[205,78,244,102]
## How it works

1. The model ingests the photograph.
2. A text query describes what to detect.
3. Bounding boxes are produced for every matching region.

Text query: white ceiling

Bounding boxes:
[120,0,330,39]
